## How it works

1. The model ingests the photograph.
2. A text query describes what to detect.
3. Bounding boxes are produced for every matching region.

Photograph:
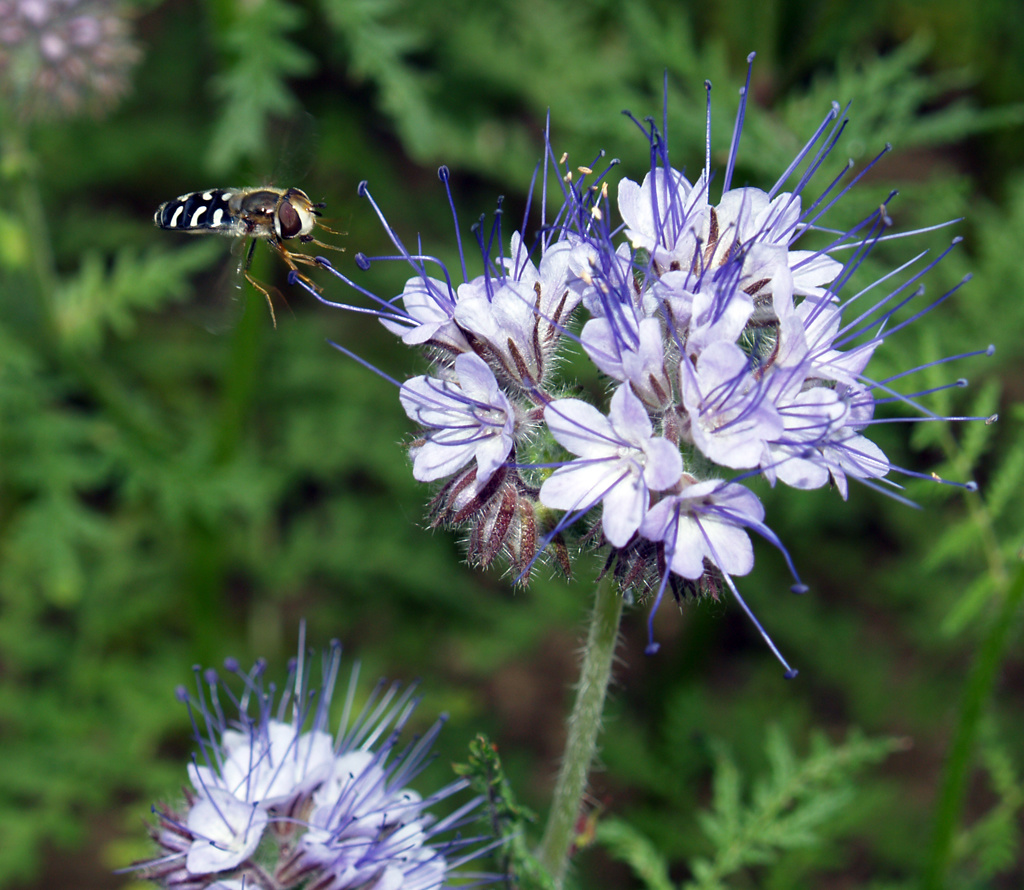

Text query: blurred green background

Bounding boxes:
[2,0,1023,887]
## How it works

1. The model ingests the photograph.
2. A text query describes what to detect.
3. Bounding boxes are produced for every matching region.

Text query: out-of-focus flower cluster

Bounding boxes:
[306,60,991,672]
[129,637,488,890]
[0,0,140,120]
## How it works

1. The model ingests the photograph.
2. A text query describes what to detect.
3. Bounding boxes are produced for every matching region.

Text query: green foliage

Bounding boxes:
[454,734,556,890]
[597,729,903,890]
[949,720,1024,884]
[206,0,316,173]
[53,242,226,350]
[686,729,902,888]
[595,820,675,890]
[1,0,1022,887]
[786,38,1024,157]
[319,0,438,159]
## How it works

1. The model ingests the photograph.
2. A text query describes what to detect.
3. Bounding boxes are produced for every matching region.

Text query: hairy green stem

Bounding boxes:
[537,573,624,887]
[921,560,1024,889]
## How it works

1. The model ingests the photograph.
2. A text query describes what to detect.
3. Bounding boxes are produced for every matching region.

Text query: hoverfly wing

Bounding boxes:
[176,250,241,335]
[152,188,247,332]
[268,111,318,186]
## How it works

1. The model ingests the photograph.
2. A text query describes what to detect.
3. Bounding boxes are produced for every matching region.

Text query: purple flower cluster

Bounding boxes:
[304,60,992,673]
[0,0,141,120]
[129,636,487,890]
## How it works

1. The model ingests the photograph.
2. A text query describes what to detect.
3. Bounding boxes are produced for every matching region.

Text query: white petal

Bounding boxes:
[545,398,615,458]
[540,461,619,513]
[600,473,647,547]
[186,790,268,874]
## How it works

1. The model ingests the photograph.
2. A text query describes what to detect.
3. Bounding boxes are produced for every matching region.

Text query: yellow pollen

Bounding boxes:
[578,165,593,175]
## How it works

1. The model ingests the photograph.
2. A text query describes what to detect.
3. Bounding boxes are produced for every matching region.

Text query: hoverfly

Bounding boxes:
[153,186,342,326]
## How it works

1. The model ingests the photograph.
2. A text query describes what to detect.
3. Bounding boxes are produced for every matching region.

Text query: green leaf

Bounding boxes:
[53,240,225,351]
[207,0,316,174]
[683,728,903,890]
[596,818,676,890]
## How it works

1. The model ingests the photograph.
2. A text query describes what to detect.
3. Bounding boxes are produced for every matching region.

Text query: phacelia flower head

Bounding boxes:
[300,55,995,675]
[127,630,489,890]
[0,0,141,120]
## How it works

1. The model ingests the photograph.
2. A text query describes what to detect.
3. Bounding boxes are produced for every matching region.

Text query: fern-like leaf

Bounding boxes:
[682,727,903,890]
[53,241,225,351]
[595,818,675,890]
[207,0,315,174]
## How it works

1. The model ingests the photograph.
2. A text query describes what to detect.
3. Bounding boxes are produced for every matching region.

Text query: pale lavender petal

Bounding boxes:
[538,460,619,514]
[582,316,670,406]
[640,480,762,579]
[380,276,470,352]
[790,250,842,295]
[186,790,268,873]
[545,398,615,458]
[682,340,784,468]
[642,436,683,491]
[607,381,653,441]
[409,428,480,482]
[601,473,649,547]
[400,354,514,484]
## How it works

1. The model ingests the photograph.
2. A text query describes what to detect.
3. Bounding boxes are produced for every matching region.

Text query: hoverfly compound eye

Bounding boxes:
[276,189,317,240]
[277,199,302,239]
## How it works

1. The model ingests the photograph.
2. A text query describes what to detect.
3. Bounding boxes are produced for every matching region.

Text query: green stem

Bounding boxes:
[213,286,265,464]
[3,124,58,336]
[537,572,624,888]
[187,263,267,658]
[921,560,1024,889]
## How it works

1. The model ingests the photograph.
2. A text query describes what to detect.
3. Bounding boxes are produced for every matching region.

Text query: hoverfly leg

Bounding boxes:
[274,242,324,299]
[243,270,279,329]
[237,237,279,328]
[305,235,345,254]
[242,237,258,272]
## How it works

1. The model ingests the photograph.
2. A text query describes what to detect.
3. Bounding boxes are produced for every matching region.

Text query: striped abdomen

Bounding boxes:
[153,189,237,233]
